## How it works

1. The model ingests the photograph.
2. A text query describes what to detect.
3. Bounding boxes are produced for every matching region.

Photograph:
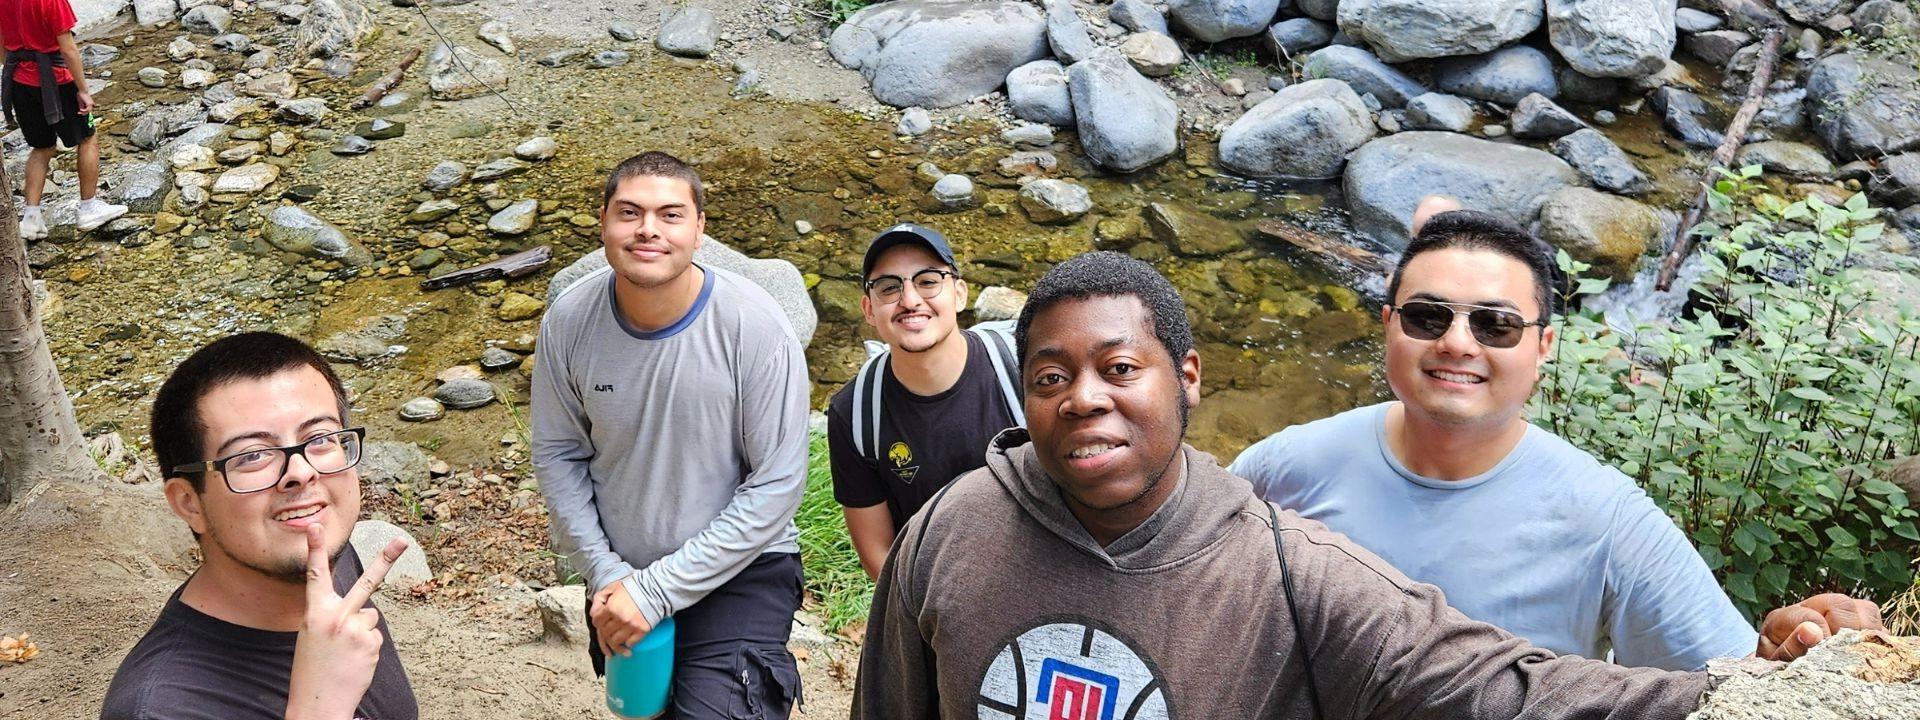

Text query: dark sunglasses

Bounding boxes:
[1389,300,1546,349]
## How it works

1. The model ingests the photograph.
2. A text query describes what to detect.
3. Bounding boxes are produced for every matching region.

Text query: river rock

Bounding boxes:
[1109,0,1168,35]
[1120,31,1182,77]
[134,0,178,25]
[480,347,522,371]
[211,33,252,53]
[182,5,230,34]
[1546,0,1675,79]
[355,119,405,140]
[1537,187,1659,281]
[1511,93,1587,139]
[546,237,818,346]
[1404,92,1474,132]
[1297,0,1338,20]
[1551,129,1651,195]
[399,397,445,422]
[1674,7,1723,32]
[536,48,585,67]
[211,163,279,194]
[277,98,331,124]
[830,0,1048,109]
[179,67,215,90]
[1003,123,1055,147]
[428,44,509,100]
[80,43,119,68]
[1734,141,1835,177]
[1778,0,1858,24]
[931,173,974,207]
[137,66,168,88]
[588,50,629,68]
[1007,60,1073,126]
[1220,78,1376,179]
[1337,0,1542,63]
[897,106,932,136]
[359,441,430,490]
[168,144,216,172]
[1168,0,1284,42]
[1344,131,1581,249]
[207,97,262,123]
[477,21,515,55]
[107,160,171,214]
[514,136,558,161]
[1807,52,1920,160]
[243,71,299,100]
[535,585,590,646]
[1652,86,1725,149]
[1019,178,1093,223]
[1684,30,1752,67]
[1043,0,1097,64]
[407,199,460,223]
[1871,153,1920,206]
[297,0,376,57]
[1854,0,1916,39]
[350,521,432,592]
[263,205,358,261]
[657,6,717,57]
[423,160,468,191]
[1301,45,1427,108]
[435,379,496,409]
[1431,45,1558,105]
[1147,202,1245,256]
[472,157,531,181]
[1267,18,1334,58]
[497,292,545,321]
[331,135,373,155]
[1070,48,1179,173]
[488,199,539,235]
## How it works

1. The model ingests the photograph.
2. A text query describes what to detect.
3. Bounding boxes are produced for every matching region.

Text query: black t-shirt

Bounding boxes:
[828,331,1020,528]
[100,545,418,720]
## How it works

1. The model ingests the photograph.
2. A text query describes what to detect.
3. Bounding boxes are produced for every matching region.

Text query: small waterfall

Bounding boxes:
[1581,207,1706,331]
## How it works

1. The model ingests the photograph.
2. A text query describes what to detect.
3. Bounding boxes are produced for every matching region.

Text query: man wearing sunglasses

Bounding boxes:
[104,332,416,719]
[826,223,1024,580]
[1230,200,1883,670]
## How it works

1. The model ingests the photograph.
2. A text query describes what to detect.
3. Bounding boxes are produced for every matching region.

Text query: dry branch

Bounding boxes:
[352,47,423,110]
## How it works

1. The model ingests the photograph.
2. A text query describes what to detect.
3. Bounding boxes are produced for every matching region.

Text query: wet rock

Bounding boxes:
[477,21,516,55]
[1538,187,1659,281]
[1147,202,1245,256]
[609,23,640,42]
[588,50,630,68]
[263,205,359,261]
[536,585,590,646]
[428,44,509,100]
[829,0,1048,109]
[1267,18,1334,58]
[1120,32,1182,77]
[1220,78,1376,179]
[398,397,445,422]
[1070,48,1179,172]
[1043,0,1097,64]
[488,199,539,235]
[210,33,252,53]
[497,292,545,321]
[973,286,1028,321]
[1510,93,1587,139]
[1302,45,1426,108]
[137,67,168,88]
[1337,0,1542,63]
[480,347,522,371]
[355,119,406,140]
[1019,179,1093,223]
[407,199,461,223]
[656,6,717,58]
[277,98,331,124]
[269,132,294,156]
[1734,141,1835,177]
[133,0,178,26]
[514,136,558,161]
[1344,131,1581,249]
[1675,7,1723,33]
[1002,123,1054,147]
[1652,87,1726,150]
[998,150,1059,177]
[1007,59,1073,127]
[472,157,531,181]
[284,185,325,202]
[897,106,932,136]
[107,160,172,214]
[211,163,279,194]
[1168,0,1284,42]
[151,212,187,236]
[182,5,231,34]
[1546,0,1675,79]
[931,173,975,207]
[350,521,432,592]
[1109,0,1169,35]
[331,135,373,155]
[1404,92,1474,132]
[1854,0,1917,39]
[435,379,497,409]
[423,160,468,191]
[1685,30,1752,67]
[537,48,585,67]
[243,71,299,100]
[548,237,819,346]
[1871,153,1920,207]
[1807,52,1920,159]
[1431,45,1558,106]
[1551,129,1651,195]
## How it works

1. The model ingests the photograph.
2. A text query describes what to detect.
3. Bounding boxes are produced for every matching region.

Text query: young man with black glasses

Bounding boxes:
[1230,199,1884,671]
[104,332,416,719]
[826,224,1023,580]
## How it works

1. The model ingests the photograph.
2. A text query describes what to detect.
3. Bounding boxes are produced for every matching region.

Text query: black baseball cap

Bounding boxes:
[861,222,959,279]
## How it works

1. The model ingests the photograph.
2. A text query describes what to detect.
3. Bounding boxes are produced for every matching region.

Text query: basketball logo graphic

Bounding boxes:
[976,620,1170,720]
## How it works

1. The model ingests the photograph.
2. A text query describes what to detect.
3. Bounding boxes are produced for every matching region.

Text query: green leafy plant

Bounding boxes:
[796,432,874,631]
[1535,166,1920,620]
[814,0,875,26]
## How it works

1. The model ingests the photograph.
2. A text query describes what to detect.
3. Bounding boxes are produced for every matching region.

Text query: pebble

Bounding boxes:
[931,174,974,207]
[1482,124,1508,138]
[589,50,630,69]
[897,107,932,136]
[1002,124,1054,147]
[609,23,640,42]
[1593,109,1618,125]
[1222,78,1247,96]
[423,160,469,192]
[332,136,374,155]
[399,397,446,422]
[794,220,814,235]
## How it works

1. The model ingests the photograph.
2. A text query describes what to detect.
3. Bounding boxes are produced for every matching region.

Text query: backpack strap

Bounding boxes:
[968,325,1025,426]
[1267,502,1324,720]
[849,349,890,464]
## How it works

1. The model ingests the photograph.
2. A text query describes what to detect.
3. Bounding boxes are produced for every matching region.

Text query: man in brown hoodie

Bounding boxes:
[853,251,1846,719]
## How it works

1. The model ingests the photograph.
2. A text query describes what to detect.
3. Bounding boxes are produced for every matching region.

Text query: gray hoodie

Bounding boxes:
[854,429,1709,719]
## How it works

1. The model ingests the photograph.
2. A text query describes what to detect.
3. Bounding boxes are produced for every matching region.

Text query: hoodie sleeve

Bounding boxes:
[852,508,941,719]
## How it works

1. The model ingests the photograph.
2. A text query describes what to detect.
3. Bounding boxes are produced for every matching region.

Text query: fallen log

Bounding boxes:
[1656,27,1785,291]
[1254,218,1389,276]
[351,47,423,110]
[420,245,552,291]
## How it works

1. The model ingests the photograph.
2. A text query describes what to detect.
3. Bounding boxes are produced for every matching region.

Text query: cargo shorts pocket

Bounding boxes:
[728,644,802,719]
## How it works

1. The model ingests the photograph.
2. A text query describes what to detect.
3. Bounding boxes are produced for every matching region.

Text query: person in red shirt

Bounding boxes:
[1,0,125,240]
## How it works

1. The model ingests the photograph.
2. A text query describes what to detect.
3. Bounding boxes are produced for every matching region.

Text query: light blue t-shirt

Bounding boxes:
[1229,402,1756,671]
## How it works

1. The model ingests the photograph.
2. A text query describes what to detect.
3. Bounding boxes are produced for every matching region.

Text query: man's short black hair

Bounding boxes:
[150,332,350,492]
[601,150,705,214]
[1015,251,1195,368]
[1387,210,1561,319]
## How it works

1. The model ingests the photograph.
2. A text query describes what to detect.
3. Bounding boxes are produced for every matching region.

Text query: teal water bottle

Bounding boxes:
[605,616,676,719]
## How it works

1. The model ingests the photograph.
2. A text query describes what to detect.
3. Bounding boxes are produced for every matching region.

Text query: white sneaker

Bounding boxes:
[76,198,128,232]
[19,209,48,241]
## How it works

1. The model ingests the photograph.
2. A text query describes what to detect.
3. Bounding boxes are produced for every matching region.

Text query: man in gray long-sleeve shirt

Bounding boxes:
[533,151,809,718]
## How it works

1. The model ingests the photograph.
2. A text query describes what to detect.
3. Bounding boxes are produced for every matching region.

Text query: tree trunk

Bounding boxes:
[0,162,99,505]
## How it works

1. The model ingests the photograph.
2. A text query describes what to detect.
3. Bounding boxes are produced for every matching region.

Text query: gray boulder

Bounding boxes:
[398,397,445,422]
[1120,32,1182,77]
[1069,48,1180,172]
[1344,131,1581,249]
[1267,18,1335,58]
[1537,186,1661,281]
[1674,7,1723,33]
[350,521,433,593]
[1008,60,1074,126]
[422,160,468,191]
[359,441,429,490]
[657,6,718,58]
[1511,93,1588,139]
[1551,129,1652,195]
[1870,153,1920,207]
[1807,52,1920,159]
[107,160,172,214]
[1778,0,1858,24]
[1167,0,1284,42]
[436,379,497,409]
[897,106,933,136]
[488,199,539,235]
[1404,93,1474,132]
[134,0,178,26]
[1337,0,1542,63]
[1302,45,1427,108]
[1109,0,1169,35]
[1734,141,1836,177]
[296,0,377,58]
[536,585,590,646]
[932,174,974,207]
[1431,45,1559,106]
[263,205,362,262]
[1683,30,1752,67]
[1652,86,1726,149]
[182,5,231,34]
[1220,78,1377,179]
[829,0,1048,109]
[1043,0,1097,64]
[428,44,509,100]
[1546,0,1677,78]
[1853,0,1917,40]
[1019,179,1094,223]
[546,237,819,346]
[1297,0,1338,21]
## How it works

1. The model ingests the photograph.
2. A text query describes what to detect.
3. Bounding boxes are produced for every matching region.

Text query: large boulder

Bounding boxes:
[181,4,231,34]
[1043,0,1097,64]
[1267,18,1335,58]
[1166,0,1284,42]
[427,43,508,100]
[1344,132,1581,249]
[1870,152,1920,207]
[1297,0,1338,20]
[1219,79,1377,179]
[829,0,1048,109]
[1537,187,1662,282]
[134,0,178,25]
[1546,0,1677,79]
[1007,60,1074,126]
[350,521,433,594]
[1069,48,1180,173]
[106,160,172,214]
[1510,93,1588,139]
[295,0,377,58]
[1551,129,1652,195]
[1302,45,1428,108]
[656,6,718,58]
[1110,0,1169,35]
[547,237,818,347]
[1431,45,1559,105]
[1806,52,1920,160]
[1734,140,1836,178]
[1777,0,1859,24]
[1337,0,1542,63]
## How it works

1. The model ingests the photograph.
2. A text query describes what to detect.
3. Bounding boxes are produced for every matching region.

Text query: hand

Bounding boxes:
[286,523,406,720]
[590,580,653,658]
[75,91,92,116]
[1755,592,1885,661]
[1409,195,1463,236]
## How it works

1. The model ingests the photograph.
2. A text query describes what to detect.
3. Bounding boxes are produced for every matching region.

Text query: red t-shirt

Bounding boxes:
[0,0,77,87]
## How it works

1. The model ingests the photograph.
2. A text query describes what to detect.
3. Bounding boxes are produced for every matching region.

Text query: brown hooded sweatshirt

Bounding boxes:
[853,429,1709,719]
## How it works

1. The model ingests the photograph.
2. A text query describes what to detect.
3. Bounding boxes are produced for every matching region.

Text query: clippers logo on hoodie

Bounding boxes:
[976,620,1170,720]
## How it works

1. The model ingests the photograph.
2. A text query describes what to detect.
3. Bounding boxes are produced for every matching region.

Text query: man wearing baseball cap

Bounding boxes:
[827,223,1025,579]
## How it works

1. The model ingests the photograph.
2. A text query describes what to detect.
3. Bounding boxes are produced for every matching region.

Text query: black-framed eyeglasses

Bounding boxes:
[863,269,957,304]
[1388,300,1547,349]
[172,428,367,494]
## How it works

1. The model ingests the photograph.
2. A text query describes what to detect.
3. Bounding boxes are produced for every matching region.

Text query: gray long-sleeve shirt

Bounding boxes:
[531,263,808,626]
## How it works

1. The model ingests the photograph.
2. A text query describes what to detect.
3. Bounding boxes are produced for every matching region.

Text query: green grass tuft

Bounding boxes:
[796,432,874,632]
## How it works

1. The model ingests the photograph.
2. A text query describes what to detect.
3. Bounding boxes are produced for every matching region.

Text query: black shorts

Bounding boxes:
[587,552,805,720]
[5,79,91,150]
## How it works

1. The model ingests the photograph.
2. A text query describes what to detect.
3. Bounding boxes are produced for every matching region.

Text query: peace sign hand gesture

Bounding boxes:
[286,522,407,720]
